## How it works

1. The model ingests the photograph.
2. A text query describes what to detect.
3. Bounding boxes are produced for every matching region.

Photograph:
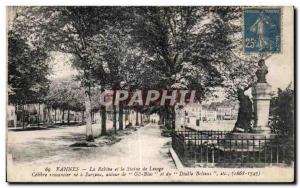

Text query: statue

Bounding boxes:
[251,59,272,134]
[256,59,268,83]
[233,88,253,132]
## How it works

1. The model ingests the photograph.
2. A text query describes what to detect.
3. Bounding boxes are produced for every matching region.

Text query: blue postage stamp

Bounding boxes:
[244,8,281,53]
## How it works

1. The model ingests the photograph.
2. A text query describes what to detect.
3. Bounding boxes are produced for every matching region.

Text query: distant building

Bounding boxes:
[8,103,86,128]
[202,108,217,121]
[217,107,232,120]
[7,105,16,128]
[175,101,239,128]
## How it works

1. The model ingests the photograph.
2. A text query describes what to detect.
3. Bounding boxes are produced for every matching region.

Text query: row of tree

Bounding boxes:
[9,7,265,141]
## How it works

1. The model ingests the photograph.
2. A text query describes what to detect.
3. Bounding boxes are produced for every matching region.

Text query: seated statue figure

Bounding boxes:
[233,88,253,132]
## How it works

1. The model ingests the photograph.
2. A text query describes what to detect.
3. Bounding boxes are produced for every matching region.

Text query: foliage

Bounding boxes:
[8,30,51,105]
[45,79,85,111]
[130,7,241,98]
[270,84,294,135]
[270,84,294,164]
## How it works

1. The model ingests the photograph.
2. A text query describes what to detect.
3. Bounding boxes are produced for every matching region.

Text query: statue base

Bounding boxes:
[252,82,272,136]
[252,126,272,135]
[228,132,276,140]
[217,132,277,152]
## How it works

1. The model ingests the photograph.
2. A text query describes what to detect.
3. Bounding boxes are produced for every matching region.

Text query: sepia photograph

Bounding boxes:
[6,6,295,183]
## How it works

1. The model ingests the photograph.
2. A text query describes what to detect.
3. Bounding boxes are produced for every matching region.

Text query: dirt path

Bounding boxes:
[7,123,175,169]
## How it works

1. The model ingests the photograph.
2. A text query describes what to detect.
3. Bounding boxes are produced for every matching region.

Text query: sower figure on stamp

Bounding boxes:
[250,12,276,50]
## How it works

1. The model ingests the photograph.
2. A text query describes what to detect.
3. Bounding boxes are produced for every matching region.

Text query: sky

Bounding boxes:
[262,7,294,91]
[48,52,78,81]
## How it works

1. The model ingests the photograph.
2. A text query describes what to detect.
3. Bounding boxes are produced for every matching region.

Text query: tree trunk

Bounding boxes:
[54,109,57,124]
[67,107,70,125]
[128,110,131,125]
[100,105,107,135]
[62,109,65,124]
[37,103,40,127]
[92,112,95,123]
[85,92,94,142]
[28,104,31,127]
[82,110,85,124]
[90,112,92,123]
[158,108,163,125]
[113,105,117,134]
[135,111,139,126]
[47,108,51,127]
[165,107,170,129]
[171,106,176,130]
[119,106,124,130]
[52,108,54,125]
[21,104,25,129]
[100,111,102,124]
[140,113,143,124]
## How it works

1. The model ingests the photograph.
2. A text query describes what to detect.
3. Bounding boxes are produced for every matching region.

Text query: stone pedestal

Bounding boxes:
[252,82,272,134]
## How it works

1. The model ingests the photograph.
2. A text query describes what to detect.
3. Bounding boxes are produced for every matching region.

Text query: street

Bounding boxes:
[7,123,175,169]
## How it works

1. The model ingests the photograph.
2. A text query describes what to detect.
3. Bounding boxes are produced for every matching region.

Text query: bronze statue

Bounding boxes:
[233,88,253,132]
[256,59,268,83]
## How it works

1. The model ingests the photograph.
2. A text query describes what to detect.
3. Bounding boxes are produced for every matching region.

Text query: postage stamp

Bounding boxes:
[244,8,281,53]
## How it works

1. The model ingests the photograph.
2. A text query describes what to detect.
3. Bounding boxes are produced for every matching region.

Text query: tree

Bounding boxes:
[8,30,51,128]
[131,7,239,129]
[12,6,124,139]
[269,84,294,163]
[211,7,269,132]
[270,84,294,135]
[45,79,85,125]
[89,8,163,130]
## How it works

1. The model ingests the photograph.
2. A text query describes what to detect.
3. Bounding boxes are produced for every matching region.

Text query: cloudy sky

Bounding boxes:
[264,6,294,91]
[48,52,78,81]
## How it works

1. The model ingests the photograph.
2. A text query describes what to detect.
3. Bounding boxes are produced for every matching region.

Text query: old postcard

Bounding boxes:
[6,6,295,183]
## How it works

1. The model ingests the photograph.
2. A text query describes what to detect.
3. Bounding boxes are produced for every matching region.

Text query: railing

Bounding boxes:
[176,130,231,139]
[172,130,292,167]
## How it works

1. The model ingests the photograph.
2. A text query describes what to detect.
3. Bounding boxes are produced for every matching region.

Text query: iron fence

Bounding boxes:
[172,130,292,167]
